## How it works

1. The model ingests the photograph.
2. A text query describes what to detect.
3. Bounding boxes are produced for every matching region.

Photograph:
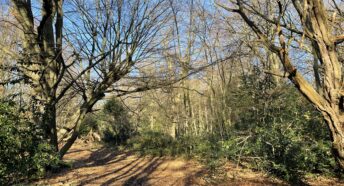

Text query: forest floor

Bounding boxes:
[36,141,344,186]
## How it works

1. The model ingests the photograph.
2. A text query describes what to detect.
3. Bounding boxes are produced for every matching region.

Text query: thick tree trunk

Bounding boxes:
[332,130,344,168]
[322,110,344,168]
[319,101,344,169]
[42,103,58,152]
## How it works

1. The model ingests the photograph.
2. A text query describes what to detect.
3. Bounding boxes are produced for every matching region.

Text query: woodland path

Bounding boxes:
[36,142,343,186]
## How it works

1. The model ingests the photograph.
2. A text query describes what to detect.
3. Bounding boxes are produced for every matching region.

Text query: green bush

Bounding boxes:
[99,98,134,144]
[127,131,209,157]
[224,71,338,182]
[0,101,59,184]
[78,98,135,145]
[79,114,98,136]
[127,131,175,156]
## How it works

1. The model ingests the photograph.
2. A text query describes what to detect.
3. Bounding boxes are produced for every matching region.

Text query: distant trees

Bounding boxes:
[218,0,344,168]
[132,0,249,140]
[122,0,342,180]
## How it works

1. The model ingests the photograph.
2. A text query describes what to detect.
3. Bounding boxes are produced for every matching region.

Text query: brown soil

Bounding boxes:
[36,142,344,186]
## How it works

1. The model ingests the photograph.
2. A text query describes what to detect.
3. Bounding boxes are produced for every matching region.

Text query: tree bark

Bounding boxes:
[42,103,58,152]
[59,96,101,158]
[58,110,87,158]
[320,108,344,168]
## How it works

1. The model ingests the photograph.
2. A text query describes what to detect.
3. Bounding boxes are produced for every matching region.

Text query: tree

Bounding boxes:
[218,0,344,168]
[6,0,170,158]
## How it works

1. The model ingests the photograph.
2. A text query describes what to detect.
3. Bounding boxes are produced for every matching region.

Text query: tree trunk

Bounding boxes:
[312,48,322,93]
[332,132,344,168]
[42,104,58,152]
[322,112,344,168]
[59,95,100,158]
[170,122,176,139]
[58,107,87,158]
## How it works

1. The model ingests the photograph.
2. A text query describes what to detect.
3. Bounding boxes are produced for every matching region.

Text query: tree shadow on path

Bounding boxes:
[53,145,166,185]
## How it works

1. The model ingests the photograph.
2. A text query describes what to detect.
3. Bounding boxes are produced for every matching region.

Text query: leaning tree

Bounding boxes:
[218,0,344,168]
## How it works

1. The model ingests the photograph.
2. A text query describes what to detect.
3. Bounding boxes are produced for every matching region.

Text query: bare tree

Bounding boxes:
[6,0,170,157]
[58,0,171,157]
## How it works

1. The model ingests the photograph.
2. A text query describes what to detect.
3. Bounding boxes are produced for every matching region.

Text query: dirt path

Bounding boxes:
[37,142,343,186]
